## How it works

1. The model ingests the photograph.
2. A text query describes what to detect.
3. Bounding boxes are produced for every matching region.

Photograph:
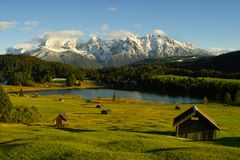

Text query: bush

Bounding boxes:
[86,99,92,103]
[234,90,240,103]
[11,105,41,123]
[19,89,24,97]
[112,93,116,101]
[224,92,232,104]
[23,80,36,87]
[0,85,14,122]
[203,97,208,104]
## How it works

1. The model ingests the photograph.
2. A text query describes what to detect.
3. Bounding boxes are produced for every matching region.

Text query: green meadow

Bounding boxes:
[153,75,240,84]
[0,94,239,160]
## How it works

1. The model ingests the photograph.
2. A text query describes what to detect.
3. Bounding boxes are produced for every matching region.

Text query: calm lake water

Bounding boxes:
[26,88,202,103]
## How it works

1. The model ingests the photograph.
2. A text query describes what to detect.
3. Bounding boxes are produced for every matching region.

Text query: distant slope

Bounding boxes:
[172,51,240,73]
[130,51,240,73]
[129,55,207,67]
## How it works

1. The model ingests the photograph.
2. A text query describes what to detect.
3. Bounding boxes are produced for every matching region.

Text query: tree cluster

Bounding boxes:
[0,85,41,123]
[0,54,85,86]
[88,65,240,102]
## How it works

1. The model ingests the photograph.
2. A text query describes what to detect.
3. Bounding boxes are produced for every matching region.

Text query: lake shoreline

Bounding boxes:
[3,85,106,93]
[22,88,202,103]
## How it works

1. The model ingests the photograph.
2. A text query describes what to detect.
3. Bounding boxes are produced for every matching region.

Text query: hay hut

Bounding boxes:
[101,108,111,114]
[173,106,220,141]
[96,104,102,108]
[55,112,69,128]
[175,106,181,110]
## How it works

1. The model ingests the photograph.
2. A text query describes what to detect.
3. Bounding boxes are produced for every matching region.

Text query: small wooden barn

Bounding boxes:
[55,112,69,128]
[173,106,220,141]
[175,105,181,110]
[101,108,111,114]
[96,104,102,108]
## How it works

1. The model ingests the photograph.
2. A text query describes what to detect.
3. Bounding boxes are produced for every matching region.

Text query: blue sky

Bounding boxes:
[0,0,239,53]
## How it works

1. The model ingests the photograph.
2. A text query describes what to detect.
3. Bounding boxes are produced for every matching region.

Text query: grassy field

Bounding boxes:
[0,94,239,160]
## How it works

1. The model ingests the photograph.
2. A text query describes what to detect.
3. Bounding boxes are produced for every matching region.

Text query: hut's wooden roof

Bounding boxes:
[173,106,220,130]
[59,112,69,121]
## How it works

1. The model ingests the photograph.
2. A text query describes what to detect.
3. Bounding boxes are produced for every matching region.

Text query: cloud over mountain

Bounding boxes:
[0,21,16,30]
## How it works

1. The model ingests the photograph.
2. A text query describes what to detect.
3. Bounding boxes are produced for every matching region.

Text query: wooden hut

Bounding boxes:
[55,112,69,128]
[96,104,102,108]
[101,108,111,114]
[173,106,220,141]
[175,105,181,110]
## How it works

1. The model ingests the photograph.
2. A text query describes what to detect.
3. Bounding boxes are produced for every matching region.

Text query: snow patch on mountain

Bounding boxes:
[6,43,39,54]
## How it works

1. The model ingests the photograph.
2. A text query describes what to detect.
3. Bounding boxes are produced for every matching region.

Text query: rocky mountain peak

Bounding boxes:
[6,30,209,67]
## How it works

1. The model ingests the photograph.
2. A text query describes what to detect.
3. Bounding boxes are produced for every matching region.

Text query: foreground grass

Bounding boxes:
[0,94,239,160]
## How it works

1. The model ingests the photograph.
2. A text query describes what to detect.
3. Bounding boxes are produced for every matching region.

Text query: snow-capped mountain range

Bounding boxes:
[6,33,209,67]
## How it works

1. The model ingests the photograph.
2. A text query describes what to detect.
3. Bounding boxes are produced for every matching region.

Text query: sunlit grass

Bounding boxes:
[2,80,101,93]
[153,75,240,84]
[0,94,239,159]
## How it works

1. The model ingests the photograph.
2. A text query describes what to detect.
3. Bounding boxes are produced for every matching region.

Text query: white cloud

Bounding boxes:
[13,43,35,49]
[24,21,39,26]
[19,20,39,30]
[133,24,143,28]
[23,30,84,45]
[107,6,118,12]
[154,29,166,36]
[0,20,39,31]
[42,30,84,39]
[105,30,136,40]
[101,24,109,31]
[206,47,236,55]
[0,21,16,30]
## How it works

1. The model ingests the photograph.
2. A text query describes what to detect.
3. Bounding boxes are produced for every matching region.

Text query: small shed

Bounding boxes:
[101,108,111,114]
[59,98,64,102]
[55,112,69,128]
[173,106,220,141]
[96,104,102,108]
[175,106,181,110]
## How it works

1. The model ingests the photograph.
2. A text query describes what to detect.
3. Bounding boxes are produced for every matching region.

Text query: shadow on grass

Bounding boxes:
[215,137,240,148]
[145,147,188,153]
[74,112,99,114]
[0,139,24,145]
[108,127,174,136]
[0,137,37,145]
[0,143,29,152]
[57,128,98,133]
[135,130,175,136]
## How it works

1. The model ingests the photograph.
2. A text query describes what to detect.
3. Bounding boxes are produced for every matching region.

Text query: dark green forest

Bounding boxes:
[1,51,240,102]
[88,66,240,102]
[0,54,85,86]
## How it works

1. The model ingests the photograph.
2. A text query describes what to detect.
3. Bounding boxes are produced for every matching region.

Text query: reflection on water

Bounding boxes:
[25,88,202,103]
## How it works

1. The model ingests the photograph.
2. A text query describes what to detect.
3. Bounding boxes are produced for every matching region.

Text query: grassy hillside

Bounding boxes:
[172,51,240,73]
[153,75,240,84]
[0,94,239,160]
[130,51,240,73]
